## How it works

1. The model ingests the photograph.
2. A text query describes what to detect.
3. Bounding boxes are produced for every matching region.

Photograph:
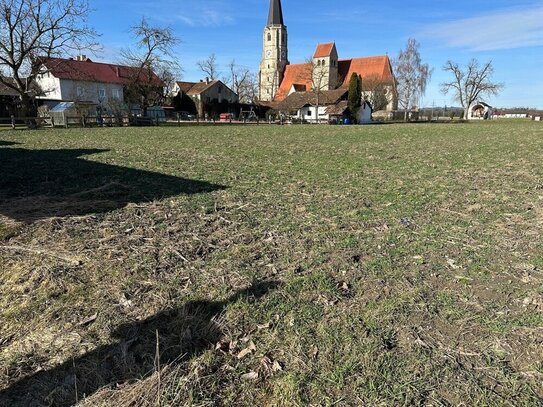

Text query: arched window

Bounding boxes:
[267,33,271,41]
[322,60,326,66]
[317,60,321,66]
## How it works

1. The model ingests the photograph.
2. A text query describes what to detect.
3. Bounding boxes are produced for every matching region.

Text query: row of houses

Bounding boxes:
[0,56,241,120]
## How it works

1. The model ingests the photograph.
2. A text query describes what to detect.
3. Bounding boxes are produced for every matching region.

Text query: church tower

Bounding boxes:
[259,0,288,101]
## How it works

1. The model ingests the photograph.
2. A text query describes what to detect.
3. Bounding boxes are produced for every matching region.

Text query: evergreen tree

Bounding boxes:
[348,73,362,121]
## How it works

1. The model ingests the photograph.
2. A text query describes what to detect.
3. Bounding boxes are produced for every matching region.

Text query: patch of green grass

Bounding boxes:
[1,121,543,406]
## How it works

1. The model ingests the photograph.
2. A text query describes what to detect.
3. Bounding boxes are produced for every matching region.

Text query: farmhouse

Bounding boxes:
[35,56,162,115]
[259,0,397,116]
[171,79,238,119]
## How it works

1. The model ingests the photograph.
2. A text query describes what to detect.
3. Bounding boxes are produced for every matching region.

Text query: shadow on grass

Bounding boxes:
[0,280,280,406]
[0,140,20,147]
[0,146,226,222]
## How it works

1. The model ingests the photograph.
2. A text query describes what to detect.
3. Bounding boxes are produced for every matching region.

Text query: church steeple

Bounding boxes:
[267,0,284,26]
[259,0,288,101]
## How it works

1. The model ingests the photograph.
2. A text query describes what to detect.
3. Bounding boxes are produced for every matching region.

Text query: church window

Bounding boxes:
[317,60,321,66]
[267,33,271,41]
[322,60,326,66]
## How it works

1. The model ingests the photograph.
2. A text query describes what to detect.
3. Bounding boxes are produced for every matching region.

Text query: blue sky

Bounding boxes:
[89,0,543,108]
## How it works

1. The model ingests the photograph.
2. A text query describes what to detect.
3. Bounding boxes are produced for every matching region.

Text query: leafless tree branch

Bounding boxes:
[441,59,503,119]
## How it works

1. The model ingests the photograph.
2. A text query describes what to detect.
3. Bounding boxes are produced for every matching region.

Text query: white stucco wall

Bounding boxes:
[357,102,372,123]
[35,73,124,107]
[298,106,329,122]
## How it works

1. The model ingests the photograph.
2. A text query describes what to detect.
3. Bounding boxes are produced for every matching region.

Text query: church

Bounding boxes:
[259,0,397,119]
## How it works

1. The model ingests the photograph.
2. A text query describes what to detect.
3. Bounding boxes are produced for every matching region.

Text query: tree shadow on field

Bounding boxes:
[0,140,20,147]
[0,145,226,222]
[0,280,280,407]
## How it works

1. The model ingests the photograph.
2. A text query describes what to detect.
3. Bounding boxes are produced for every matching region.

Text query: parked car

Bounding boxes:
[177,111,196,121]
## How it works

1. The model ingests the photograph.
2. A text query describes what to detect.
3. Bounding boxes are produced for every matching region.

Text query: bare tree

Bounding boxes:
[393,38,432,121]
[296,58,329,123]
[363,74,392,112]
[121,18,180,117]
[225,60,258,103]
[197,53,218,80]
[0,0,98,116]
[441,59,503,120]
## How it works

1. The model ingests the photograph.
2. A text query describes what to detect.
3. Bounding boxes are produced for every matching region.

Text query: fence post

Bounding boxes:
[10,115,15,129]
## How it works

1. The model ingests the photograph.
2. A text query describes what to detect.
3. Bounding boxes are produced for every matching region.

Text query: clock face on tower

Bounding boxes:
[266,50,272,58]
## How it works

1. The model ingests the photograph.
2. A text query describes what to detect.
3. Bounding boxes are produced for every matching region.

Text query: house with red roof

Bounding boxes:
[35,55,163,114]
[259,0,397,116]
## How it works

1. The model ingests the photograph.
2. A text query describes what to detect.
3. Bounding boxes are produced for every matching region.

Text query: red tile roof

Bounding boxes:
[39,57,163,86]
[274,63,313,102]
[338,56,394,87]
[313,43,336,58]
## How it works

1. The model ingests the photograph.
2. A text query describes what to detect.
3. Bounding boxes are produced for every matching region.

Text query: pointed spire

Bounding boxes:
[267,0,284,26]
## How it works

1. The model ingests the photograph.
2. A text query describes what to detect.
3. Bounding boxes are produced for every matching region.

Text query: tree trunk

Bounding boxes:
[464,107,470,121]
[19,94,35,117]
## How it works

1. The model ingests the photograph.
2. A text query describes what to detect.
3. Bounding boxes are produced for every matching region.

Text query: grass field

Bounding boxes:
[0,121,542,406]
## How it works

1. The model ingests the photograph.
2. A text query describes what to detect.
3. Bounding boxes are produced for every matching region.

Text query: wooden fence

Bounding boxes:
[0,114,269,129]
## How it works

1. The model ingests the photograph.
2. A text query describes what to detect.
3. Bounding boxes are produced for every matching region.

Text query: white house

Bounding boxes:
[35,56,162,114]
[172,79,238,119]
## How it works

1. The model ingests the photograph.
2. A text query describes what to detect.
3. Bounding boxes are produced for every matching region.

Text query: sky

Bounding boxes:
[89,0,543,108]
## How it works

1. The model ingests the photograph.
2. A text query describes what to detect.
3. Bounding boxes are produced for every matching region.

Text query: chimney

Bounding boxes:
[75,55,87,61]
[205,77,209,84]
[116,66,120,77]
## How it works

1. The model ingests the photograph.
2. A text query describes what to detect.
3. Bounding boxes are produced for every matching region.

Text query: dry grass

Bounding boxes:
[1,121,543,406]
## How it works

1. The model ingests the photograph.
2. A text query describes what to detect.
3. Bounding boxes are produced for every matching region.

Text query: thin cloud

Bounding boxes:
[423,5,543,51]
[176,7,235,27]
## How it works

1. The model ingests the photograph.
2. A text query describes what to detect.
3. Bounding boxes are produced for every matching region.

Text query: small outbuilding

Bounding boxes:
[468,101,493,120]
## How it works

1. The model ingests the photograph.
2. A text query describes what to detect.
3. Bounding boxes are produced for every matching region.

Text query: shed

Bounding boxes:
[49,101,96,126]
